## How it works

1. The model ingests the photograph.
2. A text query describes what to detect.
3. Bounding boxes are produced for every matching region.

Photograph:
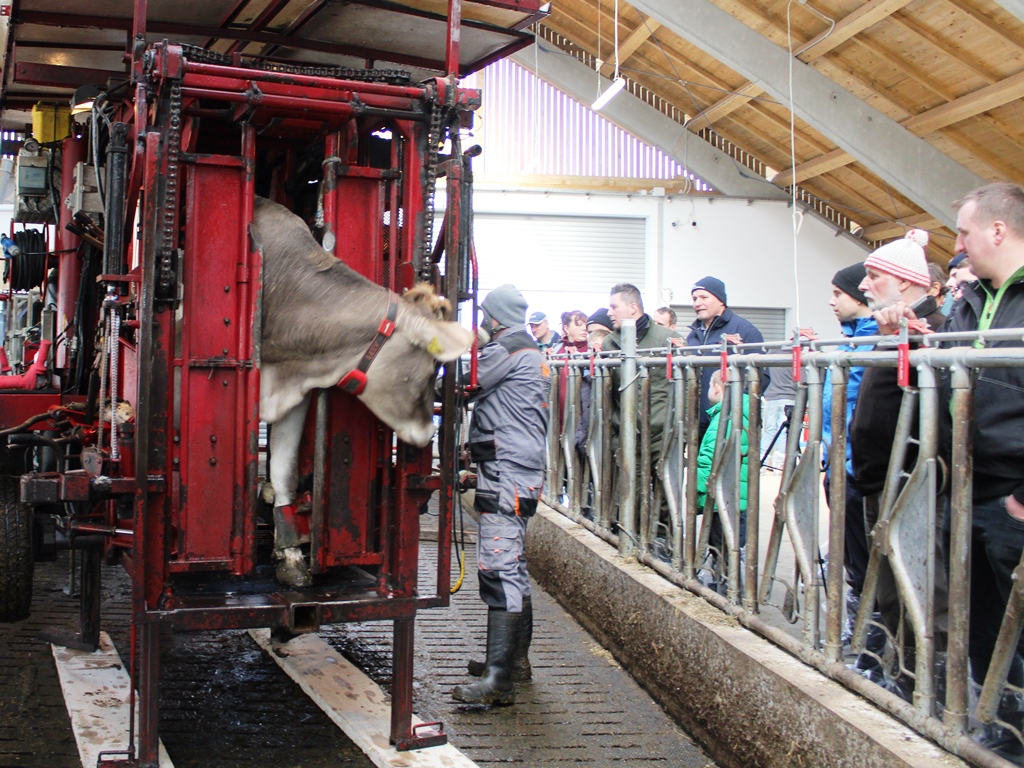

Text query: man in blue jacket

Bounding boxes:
[685,276,767,438]
[819,263,878,644]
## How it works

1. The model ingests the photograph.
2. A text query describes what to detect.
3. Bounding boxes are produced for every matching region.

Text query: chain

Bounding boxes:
[176,44,410,83]
[420,86,447,282]
[178,44,232,65]
[158,80,182,298]
[110,308,121,462]
[256,60,411,84]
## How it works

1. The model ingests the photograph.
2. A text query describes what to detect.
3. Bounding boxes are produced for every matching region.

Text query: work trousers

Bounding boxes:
[963,496,1024,682]
[477,512,530,614]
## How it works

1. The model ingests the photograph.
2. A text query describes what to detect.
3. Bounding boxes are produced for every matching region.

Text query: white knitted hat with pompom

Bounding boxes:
[864,229,931,287]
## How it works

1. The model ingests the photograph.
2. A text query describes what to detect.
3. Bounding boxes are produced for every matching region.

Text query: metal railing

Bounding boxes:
[542,319,1024,767]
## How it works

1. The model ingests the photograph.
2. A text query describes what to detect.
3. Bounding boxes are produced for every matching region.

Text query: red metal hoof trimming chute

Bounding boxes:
[0,0,548,763]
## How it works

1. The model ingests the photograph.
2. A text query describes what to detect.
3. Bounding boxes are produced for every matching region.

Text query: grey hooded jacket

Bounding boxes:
[469,329,551,517]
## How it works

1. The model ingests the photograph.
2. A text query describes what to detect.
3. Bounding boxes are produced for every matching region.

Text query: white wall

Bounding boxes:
[443,184,870,342]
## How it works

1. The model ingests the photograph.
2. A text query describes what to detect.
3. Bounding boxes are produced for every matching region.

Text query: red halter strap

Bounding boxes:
[338,294,399,396]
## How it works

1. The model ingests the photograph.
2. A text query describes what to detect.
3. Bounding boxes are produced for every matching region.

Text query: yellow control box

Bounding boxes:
[31,102,72,143]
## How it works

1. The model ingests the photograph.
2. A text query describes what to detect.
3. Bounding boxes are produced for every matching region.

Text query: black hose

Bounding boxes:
[9,230,47,291]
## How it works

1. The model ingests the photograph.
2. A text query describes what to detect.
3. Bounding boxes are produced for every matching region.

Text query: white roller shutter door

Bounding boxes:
[471,213,646,294]
[675,306,788,344]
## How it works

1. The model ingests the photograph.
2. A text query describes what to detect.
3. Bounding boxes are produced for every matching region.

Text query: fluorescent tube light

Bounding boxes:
[591,77,626,111]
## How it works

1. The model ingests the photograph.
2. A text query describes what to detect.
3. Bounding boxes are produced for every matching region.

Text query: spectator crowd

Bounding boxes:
[460,182,1024,763]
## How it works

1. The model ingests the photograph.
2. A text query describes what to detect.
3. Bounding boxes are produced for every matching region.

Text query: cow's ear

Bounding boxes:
[399,313,473,362]
[404,283,452,319]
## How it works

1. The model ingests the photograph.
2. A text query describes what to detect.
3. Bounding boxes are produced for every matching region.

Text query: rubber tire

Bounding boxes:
[0,475,33,622]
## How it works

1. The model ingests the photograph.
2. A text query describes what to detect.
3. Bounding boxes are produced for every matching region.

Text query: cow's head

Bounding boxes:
[355,285,471,446]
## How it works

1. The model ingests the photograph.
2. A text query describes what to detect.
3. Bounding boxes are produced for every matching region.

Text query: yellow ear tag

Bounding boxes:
[428,337,444,356]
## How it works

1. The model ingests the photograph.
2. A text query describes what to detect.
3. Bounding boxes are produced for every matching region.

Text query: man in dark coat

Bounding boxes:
[684,276,767,438]
[848,230,946,694]
[944,184,1024,712]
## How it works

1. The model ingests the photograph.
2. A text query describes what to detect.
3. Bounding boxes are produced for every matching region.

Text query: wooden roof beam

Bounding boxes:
[694,0,912,129]
[862,213,941,240]
[597,14,661,77]
[631,0,986,228]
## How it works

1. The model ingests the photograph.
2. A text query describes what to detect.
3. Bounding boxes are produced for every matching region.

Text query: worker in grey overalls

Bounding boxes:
[453,283,551,706]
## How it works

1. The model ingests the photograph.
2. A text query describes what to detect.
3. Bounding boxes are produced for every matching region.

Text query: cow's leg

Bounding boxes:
[268,393,312,587]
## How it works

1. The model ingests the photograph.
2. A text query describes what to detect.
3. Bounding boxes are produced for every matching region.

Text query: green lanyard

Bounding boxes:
[973,266,1024,347]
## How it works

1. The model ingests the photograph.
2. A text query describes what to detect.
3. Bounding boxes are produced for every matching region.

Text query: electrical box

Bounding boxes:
[31,102,71,143]
[16,156,47,196]
[14,149,54,224]
[68,162,103,215]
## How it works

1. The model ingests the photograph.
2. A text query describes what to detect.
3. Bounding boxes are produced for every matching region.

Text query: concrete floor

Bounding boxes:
[0,511,713,768]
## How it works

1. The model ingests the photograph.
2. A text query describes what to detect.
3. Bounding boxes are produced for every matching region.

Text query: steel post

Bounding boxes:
[618,319,638,558]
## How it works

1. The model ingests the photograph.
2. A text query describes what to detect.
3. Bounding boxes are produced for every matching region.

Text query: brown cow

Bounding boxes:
[253,197,473,586]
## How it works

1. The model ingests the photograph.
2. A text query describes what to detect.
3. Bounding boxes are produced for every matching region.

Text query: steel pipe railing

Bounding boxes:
[539,330,1024,765]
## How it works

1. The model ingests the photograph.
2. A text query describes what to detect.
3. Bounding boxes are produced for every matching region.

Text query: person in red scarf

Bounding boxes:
[551,311,588,426]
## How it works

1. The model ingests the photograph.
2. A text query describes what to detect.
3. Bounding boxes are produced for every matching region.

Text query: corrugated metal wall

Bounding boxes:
[468,58,710,187]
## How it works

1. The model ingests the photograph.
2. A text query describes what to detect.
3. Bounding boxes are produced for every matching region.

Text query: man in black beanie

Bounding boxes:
[684,276,767,438]
[819,262,879,653]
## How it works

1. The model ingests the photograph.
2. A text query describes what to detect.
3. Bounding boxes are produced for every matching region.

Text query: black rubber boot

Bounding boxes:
[468,597,533,682]
[850,611,888,684]
[975,655,1024,763]
[453,609,519,705]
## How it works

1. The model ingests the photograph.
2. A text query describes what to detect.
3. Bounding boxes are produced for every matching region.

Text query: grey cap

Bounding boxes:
[481,283,528,329]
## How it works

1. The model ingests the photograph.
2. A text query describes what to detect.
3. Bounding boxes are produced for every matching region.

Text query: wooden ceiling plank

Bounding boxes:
[942,0,1024,52]
[546,9,734,115]
[890,11,999,85]
[810,57,913,118]
[862,212,941,240]
[693,0,913,129]
[774,66,1024,184]
[844,37,956,103]
[799,0,915,60]
[931,127,1015,182]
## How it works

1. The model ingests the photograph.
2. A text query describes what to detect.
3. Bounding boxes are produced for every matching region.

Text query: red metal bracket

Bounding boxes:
[394,720,447,751]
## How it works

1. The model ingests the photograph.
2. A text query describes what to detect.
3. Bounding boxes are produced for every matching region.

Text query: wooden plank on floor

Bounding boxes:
[250,628,477,768]
[51,632,173,768]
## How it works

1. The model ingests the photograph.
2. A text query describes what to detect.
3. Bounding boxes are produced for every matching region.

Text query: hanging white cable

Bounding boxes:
[786,0,802,330]
[592,0,625,111]
[613,0,619,81]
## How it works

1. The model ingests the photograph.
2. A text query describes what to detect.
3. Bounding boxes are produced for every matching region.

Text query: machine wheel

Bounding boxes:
[0,475,33,622]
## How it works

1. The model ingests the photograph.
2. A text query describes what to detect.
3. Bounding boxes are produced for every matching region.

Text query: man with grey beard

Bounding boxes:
[847,229,946,698]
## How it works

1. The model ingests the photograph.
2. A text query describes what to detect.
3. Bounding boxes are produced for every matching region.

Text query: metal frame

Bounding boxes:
[544,326,1024,767]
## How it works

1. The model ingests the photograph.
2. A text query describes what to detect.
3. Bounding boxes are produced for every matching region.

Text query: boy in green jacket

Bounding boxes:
[697,370,750,546]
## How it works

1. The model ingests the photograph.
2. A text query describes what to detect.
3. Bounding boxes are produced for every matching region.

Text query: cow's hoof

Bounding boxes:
[274,547,312,588]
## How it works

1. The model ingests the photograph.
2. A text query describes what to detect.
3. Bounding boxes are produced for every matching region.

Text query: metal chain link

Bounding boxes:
[176,44,410,84]
[420,87,447,282]
[158,80,182,297]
